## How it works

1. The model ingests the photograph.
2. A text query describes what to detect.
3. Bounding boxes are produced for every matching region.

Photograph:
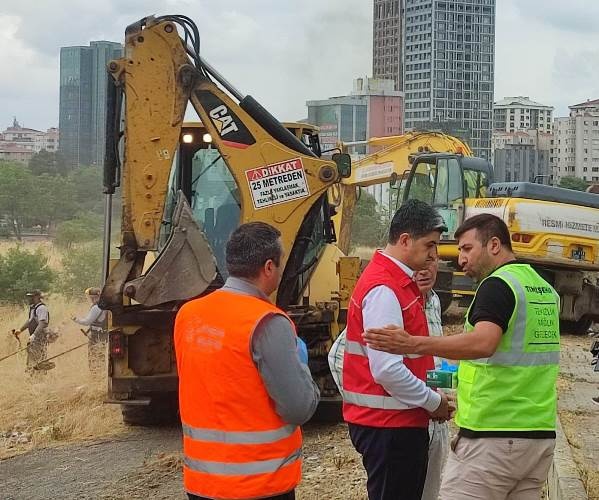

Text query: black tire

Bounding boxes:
[561,317,593,335]
[310,398,342,423]
[121,394,179,426]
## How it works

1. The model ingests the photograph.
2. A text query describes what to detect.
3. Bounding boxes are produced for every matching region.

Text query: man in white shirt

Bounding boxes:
[328,257,450,500]
[15,290,50,370]
[72,287,107,373]
[341,200,452,500]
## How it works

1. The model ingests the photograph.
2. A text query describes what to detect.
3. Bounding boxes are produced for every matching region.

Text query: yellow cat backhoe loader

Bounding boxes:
[100,15,353,424]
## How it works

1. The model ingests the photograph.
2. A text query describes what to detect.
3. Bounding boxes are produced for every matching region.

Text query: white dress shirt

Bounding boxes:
[363,251,441,413]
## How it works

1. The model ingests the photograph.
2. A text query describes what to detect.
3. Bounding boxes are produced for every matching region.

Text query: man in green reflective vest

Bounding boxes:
[363,214,560,500]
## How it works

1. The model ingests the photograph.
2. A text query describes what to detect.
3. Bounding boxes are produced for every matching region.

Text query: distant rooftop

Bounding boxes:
[0,142,34,153]
[3,118,42,134]
[494,96,553,109]
[570,98,599,109]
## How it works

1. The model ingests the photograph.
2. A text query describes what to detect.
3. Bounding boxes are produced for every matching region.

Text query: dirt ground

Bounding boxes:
[556,335,599,499]
[0,319,597,499]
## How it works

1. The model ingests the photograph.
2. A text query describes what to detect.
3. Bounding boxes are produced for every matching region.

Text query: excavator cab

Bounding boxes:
[403,154,493,240]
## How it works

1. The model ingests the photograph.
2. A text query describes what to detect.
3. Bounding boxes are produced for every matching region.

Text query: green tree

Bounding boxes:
[68,166,104,213]
[0,247,55,304]
[33,174,78,230]
[28,150,69,177]
[559,176,589,191]
[350,191,388,249]
[54,212,104,249]
[0,161,36,240]
[58,242,103,298]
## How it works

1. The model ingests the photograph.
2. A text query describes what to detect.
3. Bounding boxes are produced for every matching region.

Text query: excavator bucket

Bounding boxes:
[123,192,217,306]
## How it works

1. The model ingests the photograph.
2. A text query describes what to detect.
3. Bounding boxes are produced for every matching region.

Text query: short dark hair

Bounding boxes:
[454,214,512,251]
[389,199,447,244]
[226,222,283,278]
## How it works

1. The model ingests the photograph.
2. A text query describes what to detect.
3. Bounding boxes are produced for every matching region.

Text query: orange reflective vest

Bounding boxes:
[174,289,302,499]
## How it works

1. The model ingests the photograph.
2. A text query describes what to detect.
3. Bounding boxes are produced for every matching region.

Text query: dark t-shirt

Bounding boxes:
[467,276,515,333]
[459,261,556,440]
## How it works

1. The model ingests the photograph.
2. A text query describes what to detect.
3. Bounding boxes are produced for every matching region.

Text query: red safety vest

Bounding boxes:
[342,251,435,428]
[174,289,302,499]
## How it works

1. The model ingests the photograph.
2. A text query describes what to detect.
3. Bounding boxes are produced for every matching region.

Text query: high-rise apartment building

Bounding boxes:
[493,96,553,133]
[372,0,496,159]
[373,1,402,90]
[59,41,122,168]
[552,99,599,184]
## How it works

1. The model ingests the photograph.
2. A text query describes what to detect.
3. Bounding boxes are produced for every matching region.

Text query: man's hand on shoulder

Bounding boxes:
[362,324,421,355]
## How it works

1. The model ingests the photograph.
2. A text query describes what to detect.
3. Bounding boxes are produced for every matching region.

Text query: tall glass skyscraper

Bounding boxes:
[373,0,496,159]
[59,41,122,168]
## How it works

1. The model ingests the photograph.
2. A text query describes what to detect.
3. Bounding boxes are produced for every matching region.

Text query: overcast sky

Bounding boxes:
[1,0,598,131]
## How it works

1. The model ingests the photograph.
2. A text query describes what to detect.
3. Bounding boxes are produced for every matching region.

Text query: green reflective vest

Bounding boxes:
[455,263,560,432]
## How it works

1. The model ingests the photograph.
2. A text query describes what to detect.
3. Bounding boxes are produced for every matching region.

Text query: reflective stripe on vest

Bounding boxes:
[345,339,422,359]
[342,390,410,410]
[184,448,302,476]
[469,269,560,366]
[182,423,297,445]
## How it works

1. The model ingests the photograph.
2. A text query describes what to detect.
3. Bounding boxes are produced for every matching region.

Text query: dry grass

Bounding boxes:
[0,238,63,270]
[0,242,125,458]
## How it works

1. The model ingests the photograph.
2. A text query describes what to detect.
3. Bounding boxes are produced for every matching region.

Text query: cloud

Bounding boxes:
[0,15,58,130]
[495,0,599,117]
[513,1,599,33]
[2,1,372,129]
[3,1,597,131]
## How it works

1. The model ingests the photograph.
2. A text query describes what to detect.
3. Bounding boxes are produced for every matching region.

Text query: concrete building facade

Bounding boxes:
[372,0,496,160]
[373,0,402,90]
[552,99,599,184]
[59,41,122,168]
[492,131,552,184]
[0,119,59,163]
[306,77,403,155]
[1,119,59,154]
[493,96,553,133]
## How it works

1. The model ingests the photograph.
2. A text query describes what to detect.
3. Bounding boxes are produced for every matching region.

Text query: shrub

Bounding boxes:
[0,247,55,304]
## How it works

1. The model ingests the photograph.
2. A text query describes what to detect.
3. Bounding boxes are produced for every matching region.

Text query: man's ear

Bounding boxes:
[263,259,274,276]
[488,236,502,256]
[397,232,411,248]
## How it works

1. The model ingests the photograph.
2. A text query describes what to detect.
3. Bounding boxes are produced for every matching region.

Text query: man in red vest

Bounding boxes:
[342,199,452,500]
[175,222,319,500]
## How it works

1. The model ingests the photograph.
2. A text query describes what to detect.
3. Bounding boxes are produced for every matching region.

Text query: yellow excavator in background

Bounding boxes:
[334,131,599,333]
[336,131,473,254]
[100,15,353,424]
[399,150,599,333]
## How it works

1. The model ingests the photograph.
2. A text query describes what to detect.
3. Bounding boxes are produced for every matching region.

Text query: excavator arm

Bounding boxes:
[101,15,348,309]
[336,131,472,253]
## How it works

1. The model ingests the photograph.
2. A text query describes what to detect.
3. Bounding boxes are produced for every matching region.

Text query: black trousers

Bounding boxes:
[348,423,429,500]
[188,491,295,500]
